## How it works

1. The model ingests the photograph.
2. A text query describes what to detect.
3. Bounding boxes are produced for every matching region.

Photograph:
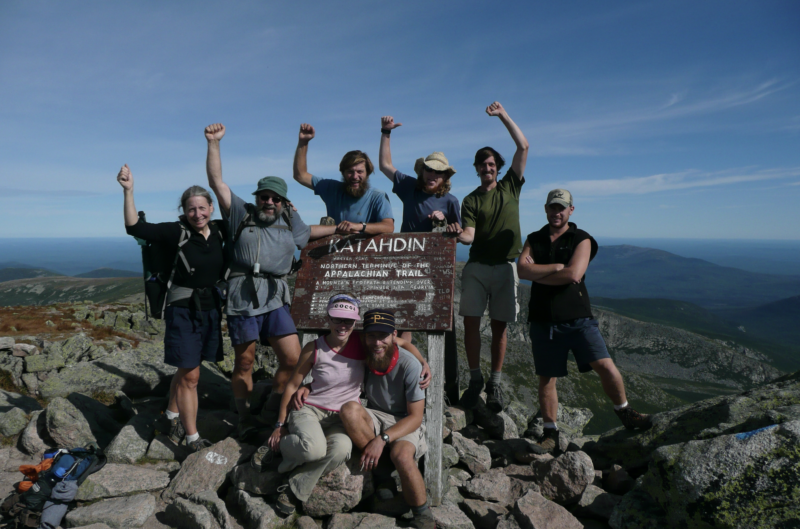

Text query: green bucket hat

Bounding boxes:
[252,176,289,201]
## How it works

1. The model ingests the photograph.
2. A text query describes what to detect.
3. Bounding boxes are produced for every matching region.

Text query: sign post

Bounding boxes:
[291,232,457,506]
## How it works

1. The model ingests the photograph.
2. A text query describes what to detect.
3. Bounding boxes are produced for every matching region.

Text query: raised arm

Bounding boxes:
[534,239,591,285]
[378,116,402,181]
[117,164,138,227]
[293,123,316,190]
[205,123,232,215]
[487,102,529,178]
[517,240,564,281]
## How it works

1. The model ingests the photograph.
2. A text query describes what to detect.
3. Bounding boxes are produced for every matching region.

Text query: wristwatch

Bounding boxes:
[360,222,367,233]
[380,432,390,443]
[274,421,284,429]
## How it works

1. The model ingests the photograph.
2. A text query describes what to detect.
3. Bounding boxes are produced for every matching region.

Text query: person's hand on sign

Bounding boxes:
[336,220,362,235]
[428,211,446,222]
[419,361,431,389]
[445,221,463,237]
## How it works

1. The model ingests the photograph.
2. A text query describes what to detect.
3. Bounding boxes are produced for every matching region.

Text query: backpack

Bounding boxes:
[134,212,225,319]
[1,445,107,528]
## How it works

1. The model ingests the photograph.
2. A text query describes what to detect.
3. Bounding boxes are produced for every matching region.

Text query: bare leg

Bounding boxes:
[167,372,180,414]
[232,341,256,400]
[489,319,507,372]
[390,441,427,507]
[538,376,558,424]
[590,358,627,406]
[463,316,483,370]
[339,401,376,450]
[175,367,201,436]
[267,333,301,394]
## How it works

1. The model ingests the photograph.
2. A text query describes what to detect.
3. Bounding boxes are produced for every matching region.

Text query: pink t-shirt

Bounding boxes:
[305,332,366,412]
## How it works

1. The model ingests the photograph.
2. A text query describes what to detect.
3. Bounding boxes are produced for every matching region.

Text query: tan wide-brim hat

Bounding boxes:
[413,152,456,179]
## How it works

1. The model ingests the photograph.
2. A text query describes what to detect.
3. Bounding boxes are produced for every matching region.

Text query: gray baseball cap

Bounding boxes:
[545,189,573,208]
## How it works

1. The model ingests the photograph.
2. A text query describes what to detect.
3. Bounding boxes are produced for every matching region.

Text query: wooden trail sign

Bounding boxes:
[291,232,457,506]
[291,233,456,331]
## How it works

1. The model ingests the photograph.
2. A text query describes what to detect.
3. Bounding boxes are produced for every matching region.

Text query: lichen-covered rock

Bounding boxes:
[512,490,582,529]
[65,492,155,528]
[66,392,123,447]
[303,457,374,517]
[442,442,459,469]
[146,433,188,461]
[451,432,492,474]
[38,343,175,399]
[505,400,534,435]
[76,463,170,500]
[0,355,24,387]
[45,396,96,447]
[104,413,156,463]
[445,407,471,432]
[531,451,594,506]
[586,371,800,469]
[163,438,254,501]
[61,333,94,365]
[641,420,800,528]
[0,338,14,351]
[0,407,28,437]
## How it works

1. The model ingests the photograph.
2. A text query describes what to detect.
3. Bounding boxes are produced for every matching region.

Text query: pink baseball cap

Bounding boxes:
[327,294,361,320]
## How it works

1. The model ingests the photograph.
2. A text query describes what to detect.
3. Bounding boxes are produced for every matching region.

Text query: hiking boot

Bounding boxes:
[251,444,273,472]
[459,377,484,410]
[275,484,298,516]
[167,416,185,446]
[237,417,257,441]
[411,508,436,529]
[615,406,652,430]
[527,428,560,456]
[485,382,505,412]
[187,438,212,453]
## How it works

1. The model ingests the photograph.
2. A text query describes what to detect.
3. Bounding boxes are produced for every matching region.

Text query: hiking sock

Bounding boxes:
[411,501,431,515]
[165,410,179,420]
[470,369,483,382]
[235,398,252,419]
[614,401,629,411]
[186,432,200,443]
[490,371,502,386]
[543,422,558,430]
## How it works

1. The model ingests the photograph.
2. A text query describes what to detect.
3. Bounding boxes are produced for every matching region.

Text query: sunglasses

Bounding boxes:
[425,168,447,175]
[257,194,282,203]
[329,317,356,326]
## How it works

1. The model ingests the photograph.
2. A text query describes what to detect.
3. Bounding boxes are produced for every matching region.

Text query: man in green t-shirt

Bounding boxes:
[449,101,529,412]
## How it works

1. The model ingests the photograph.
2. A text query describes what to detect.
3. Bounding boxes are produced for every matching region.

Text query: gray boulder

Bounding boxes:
[164,498,218,529]
[462,499,508,529]
[146,433,188,462]
[531,451,594,505]
[64,492,155,528]
[104,413,156,463]
[76,463,170,501]
[184,490,234,529]
[571,484,622,521]
[0,337,13,351]
[45,396,96,447]
[500,465,541,503]
[327,512,399,529]
[641,419,800,528]
[303,457,375,517]
[442,442,459,469]
[462,471,512,505]
[524,405,593,440]
[225,488,280,529]
[0,407,28,437]
[609,483,669,529]
[19,410,51,455]
[25,352,67,374]
[61,334,94,364]
[66,392,123,447]
[431,500,476,529]
[445,406,471,432]
[586,370,800,469]
[0,355,24,387]
[512,490,582,529]
[451,432,492,474]
[229,464,283,495]
[162,437,254,501]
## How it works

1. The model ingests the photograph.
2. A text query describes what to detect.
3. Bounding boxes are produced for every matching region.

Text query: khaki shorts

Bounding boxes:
[365,408,427,459]
[458,261,519,322]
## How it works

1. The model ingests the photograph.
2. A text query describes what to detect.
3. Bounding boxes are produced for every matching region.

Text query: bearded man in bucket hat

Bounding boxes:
[205,123,318,439]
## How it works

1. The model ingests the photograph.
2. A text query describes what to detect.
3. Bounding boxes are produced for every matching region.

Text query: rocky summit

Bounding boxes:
[0,302,797,528]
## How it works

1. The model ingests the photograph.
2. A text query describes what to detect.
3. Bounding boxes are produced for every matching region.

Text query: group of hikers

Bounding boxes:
[116,101,652,526]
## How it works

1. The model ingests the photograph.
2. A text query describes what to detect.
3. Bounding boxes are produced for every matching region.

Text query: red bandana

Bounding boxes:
[368,345,399,376]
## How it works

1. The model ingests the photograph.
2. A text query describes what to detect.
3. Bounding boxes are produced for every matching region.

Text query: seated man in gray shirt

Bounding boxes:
[339,309,434,529]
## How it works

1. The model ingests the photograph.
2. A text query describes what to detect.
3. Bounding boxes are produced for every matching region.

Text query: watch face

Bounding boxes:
[381,433,390,442]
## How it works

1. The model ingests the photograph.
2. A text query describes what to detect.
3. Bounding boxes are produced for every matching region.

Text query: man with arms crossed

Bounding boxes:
[453,101,529,412]
[293,123,394,236]
[205,123,312,437]
[340,309,434,529]
[517,189,651,456]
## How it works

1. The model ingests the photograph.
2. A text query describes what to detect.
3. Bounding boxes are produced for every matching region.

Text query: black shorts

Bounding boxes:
[529,318,610,377]
[163,306,223,369]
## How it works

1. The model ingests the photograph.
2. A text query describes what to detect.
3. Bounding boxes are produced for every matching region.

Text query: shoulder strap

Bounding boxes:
[233,204,257,246]
[159,223,193,318]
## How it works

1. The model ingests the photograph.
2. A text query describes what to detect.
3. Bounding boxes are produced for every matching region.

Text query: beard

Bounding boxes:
[366,341,394,372]
[343,177,370,199]
[257,203,283,224]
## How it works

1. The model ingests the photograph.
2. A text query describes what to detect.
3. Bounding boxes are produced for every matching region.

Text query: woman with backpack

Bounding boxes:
[117,164,227,452]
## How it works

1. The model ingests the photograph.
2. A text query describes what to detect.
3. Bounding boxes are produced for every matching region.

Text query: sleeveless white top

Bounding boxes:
[305,332,366,412]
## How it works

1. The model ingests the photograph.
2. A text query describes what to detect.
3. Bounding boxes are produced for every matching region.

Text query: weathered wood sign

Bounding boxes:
[291,233,457,331]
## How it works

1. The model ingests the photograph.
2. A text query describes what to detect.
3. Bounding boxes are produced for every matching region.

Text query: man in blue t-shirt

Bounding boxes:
[293,123,394,238]
[377,116,462,234]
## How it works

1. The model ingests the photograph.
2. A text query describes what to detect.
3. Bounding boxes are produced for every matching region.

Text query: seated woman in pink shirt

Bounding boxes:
[252,293,430,515]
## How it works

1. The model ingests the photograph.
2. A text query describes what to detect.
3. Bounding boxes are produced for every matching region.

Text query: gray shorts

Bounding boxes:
[365,408,427,460]
[458,261,519,322]
[530,318,611,377]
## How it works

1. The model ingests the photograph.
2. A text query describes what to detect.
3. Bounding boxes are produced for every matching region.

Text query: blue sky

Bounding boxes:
[1,1,798,239]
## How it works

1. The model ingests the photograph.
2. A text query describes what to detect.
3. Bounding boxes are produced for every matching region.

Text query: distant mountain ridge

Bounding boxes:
[0,267,63,283]
[74,268,141,278]
[589,245,800,309]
